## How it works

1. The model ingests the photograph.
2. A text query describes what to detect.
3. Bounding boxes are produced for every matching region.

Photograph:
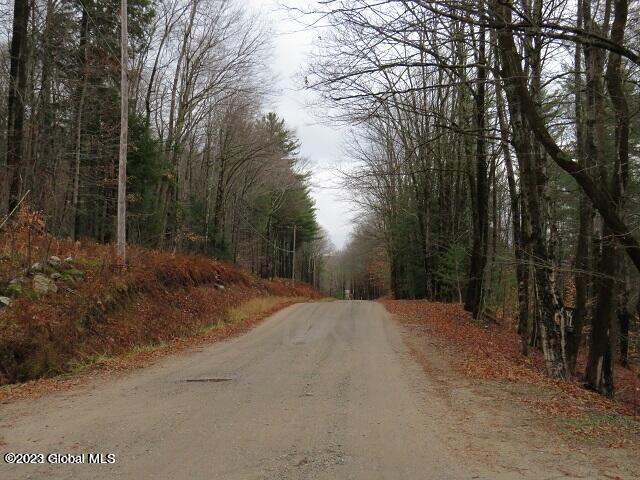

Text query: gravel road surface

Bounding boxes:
[2,301,637,479]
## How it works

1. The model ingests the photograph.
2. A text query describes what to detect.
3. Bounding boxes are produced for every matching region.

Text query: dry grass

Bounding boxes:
[226,297,305,323]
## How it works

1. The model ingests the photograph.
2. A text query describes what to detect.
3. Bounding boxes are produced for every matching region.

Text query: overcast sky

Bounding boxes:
[247,0,354,249]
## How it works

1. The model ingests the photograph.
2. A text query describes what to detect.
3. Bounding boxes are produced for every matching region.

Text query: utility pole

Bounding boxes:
[291,224,296,284]
[117,0,128,265]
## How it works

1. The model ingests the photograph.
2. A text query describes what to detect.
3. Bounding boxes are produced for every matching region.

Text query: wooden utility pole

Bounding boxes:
[117,0,128,264]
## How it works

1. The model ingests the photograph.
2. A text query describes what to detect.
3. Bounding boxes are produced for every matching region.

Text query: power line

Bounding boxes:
[76,0,122,66]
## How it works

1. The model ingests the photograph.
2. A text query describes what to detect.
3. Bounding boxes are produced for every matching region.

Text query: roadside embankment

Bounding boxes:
[0,229,321,387]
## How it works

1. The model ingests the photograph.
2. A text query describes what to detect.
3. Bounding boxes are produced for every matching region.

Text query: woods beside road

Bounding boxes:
[308,0,640,399]
[1,0,329,287]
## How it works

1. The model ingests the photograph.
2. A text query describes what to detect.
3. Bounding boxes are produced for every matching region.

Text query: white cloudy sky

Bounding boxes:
[247,0,354,249]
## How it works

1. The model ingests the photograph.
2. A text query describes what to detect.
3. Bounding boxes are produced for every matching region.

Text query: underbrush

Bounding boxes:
[0,207,322,386]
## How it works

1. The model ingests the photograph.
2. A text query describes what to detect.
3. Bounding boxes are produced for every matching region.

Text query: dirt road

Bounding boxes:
[1,301,638,479]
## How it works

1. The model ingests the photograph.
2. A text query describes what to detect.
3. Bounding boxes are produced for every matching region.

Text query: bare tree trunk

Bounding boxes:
[617,280,631,368]
[568,0,591,375]
[586,227,616,396]
[493,0,570,379]
[158,3,193,248]
[571,198,592,373]
[585,0,629,395]
[6,0,30,212]
[72,7,90,240]
[464,17,489,319]
[496,87,529,355]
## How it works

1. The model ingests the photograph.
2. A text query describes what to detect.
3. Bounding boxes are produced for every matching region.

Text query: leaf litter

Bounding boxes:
[379,299,640,446]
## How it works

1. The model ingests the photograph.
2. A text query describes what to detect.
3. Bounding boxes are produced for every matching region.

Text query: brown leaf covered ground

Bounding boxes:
[380,299,640,444]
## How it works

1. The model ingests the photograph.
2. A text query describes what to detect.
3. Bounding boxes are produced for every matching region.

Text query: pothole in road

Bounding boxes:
[183,378,234,383]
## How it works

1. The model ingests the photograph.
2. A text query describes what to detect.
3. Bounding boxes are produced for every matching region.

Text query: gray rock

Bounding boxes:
[30,262,44,273]
[64,257,74,264]
[215,284,225,291]
[0,296,11,307]
[33,273,58,296]
[50,272,62,280]
[48,255,62,266]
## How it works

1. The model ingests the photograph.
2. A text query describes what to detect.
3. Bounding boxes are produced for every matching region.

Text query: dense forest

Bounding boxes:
[304,0,640,396]
[0,0,324,282]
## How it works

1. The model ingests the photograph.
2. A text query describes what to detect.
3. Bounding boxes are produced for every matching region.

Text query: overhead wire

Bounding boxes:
[76,0,122,66]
